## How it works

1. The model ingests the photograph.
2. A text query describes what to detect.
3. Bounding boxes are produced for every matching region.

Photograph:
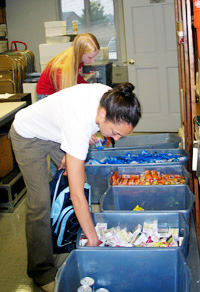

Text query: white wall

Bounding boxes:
[5,0,127,73]
[6,0,60,72]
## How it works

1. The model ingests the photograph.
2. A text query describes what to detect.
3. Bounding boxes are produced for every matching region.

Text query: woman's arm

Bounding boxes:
[66,153,99,246]
[77,62,88,84]
[77,73,88,84]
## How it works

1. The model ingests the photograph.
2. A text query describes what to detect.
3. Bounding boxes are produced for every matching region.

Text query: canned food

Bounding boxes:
[80,277,95,287]
[95,289,109,292]
[77,285,92,292]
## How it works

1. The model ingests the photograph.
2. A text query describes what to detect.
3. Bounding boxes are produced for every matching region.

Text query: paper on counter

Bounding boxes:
[0,93,15,99]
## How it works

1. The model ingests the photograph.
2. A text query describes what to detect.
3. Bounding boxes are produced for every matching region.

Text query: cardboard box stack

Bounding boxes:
[0,24,7,53]
[39,21,72,72]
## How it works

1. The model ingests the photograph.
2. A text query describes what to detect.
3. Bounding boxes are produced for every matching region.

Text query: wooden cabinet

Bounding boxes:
[0,1,8,53]
[174,0,200,249]
[0,5,6,24]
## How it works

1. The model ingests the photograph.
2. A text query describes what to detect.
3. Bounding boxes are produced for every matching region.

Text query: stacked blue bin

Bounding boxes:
[85,147,188,204]
[55,133,194,292]
[55,249,191,292]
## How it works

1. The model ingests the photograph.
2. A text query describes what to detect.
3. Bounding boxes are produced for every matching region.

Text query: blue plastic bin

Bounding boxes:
[90,133,181,150]
[76,212,189,256]
[85,148,188,203]
[55,249,191,292]
[100,185,194,224]
[108,165,190,186]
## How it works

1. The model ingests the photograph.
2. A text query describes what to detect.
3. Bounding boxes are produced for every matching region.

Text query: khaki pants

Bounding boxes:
[9,125,65,286]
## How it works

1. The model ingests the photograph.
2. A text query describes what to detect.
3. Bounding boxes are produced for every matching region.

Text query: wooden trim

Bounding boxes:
[175,0,200,246]
[182,0,193,175]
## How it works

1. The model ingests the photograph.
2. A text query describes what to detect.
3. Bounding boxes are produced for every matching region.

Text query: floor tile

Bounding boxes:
[0,196,69,292]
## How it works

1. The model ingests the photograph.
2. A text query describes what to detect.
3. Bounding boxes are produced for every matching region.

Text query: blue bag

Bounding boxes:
[50,169,91,254]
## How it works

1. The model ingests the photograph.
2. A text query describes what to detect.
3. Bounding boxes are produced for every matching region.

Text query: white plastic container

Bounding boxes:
[44,21,67,37]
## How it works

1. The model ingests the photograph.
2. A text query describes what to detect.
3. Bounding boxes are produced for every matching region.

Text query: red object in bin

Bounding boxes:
[10,41,27,52]
[193,0,200,58]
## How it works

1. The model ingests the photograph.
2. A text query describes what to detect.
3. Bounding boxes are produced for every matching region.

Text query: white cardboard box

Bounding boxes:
[45,35,70,44]
[112,64,128,84]
[40,63,47,72]
[39,42,72,64]
[44,21,67,37]
[23,83,37,103]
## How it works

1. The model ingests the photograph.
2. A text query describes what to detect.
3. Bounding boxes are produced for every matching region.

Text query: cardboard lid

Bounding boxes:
[44,21,66,28]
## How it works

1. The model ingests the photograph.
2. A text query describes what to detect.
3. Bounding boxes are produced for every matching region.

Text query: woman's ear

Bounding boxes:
[99,108,106,120]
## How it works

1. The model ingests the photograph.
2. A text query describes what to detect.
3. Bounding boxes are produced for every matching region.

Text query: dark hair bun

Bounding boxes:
[117,82,135,95]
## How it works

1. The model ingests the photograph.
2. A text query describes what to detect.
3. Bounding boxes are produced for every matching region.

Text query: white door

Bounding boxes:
[123,0,181,132]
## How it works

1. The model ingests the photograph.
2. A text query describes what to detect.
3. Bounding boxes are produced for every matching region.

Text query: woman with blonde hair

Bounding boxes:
[36,33,100,100]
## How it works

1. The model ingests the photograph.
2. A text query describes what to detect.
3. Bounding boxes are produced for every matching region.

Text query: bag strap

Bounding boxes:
[84,182,91,207]
[51,187,70,225]
[57,209,74,247]
[54,205,73,233]
[51,169,65,207]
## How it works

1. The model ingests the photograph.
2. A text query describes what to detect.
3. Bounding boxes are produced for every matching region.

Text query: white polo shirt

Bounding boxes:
[13,83,111,160]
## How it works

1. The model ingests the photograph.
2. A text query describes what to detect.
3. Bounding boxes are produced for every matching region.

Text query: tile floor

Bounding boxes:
[0,196,41,292]
[0,195,100,292]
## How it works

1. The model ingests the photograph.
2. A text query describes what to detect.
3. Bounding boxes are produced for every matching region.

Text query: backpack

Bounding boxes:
[50,169,91,254]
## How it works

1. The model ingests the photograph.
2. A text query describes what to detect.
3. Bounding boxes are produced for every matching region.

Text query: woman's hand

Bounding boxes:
[89,134,98,145]
[58,155,67,175]
[87,235,99,247]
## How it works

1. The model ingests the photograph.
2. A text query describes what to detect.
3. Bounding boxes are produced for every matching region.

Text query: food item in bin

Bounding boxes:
[79,220,182,248]
[95,134,111,150]
[144,170,153,182]
[120,178,129,185]
[133,204,145,211]
[102,137,111,147]
[95,139,104,150]
[110,170,186,186]
[127,178,135,185]
[77,286,92,292]
[110,170,121,185]
[80,277,95,288]
[86,150,187,165]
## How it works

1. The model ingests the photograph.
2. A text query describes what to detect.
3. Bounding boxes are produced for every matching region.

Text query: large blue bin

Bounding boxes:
[90,133,181,150]
[76,212,189,256]
[108,164,190,186]
[85,148,188,203]
[100,185,194,224]
[55,249,191,292]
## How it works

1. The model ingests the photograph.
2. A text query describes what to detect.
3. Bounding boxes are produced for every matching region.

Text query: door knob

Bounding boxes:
[129,59,135,64]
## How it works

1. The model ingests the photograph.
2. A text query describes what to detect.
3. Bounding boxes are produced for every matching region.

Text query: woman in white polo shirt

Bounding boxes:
[9,82,141,292]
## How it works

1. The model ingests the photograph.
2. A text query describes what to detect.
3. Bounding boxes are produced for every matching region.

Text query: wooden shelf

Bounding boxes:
[175,0,200,250]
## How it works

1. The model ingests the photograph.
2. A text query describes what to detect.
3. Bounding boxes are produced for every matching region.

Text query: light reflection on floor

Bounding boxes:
[0,196,70,292]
